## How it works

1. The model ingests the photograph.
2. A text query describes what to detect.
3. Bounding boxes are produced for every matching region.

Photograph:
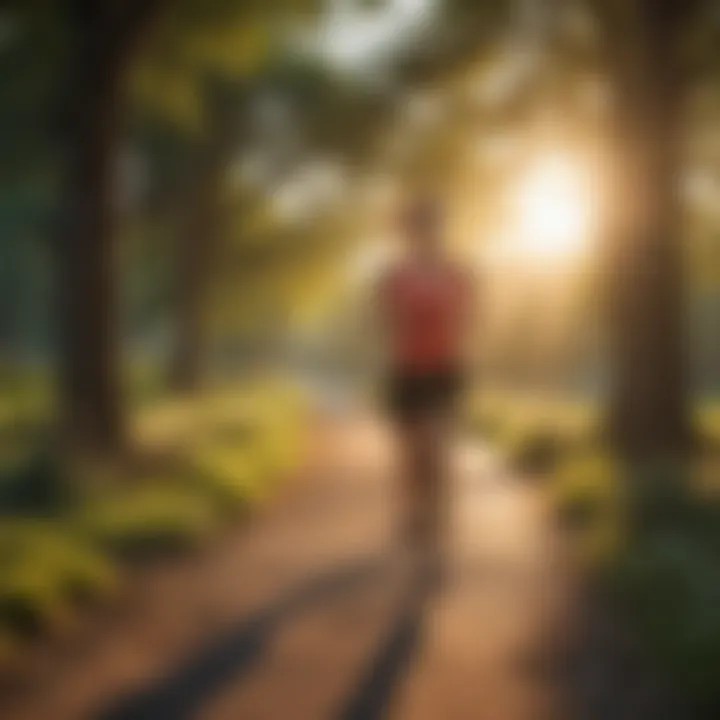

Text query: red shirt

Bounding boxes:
[380,260,471,373]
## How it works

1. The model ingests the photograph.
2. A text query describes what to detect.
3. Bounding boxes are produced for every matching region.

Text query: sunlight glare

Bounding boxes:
[514,155,590,262]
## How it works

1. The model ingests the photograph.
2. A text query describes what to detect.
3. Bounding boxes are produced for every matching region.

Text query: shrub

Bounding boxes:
[611,533,720,715]
[78,487,217,561]
[463,390,598,474]
[0,451,77,516]
[589,458,720,716]
[505,425,567,475]
[254,425,303,477]
[0,377,307,653]
[553,453,621,521]
[550,452,626,568]
[0,566,74,638]
[0,523,117,638]
[190,444,267,514]
[697,403,720,454]
[624,463,720,544]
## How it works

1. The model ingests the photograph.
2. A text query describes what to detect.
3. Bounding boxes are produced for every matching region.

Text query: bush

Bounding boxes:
[255,424,303,476]
[581,459,720,716]
[0,377,307,657]
[610,533,720,715]
[463,390,598,475]
[0,451,77,516]
[190,444,267,514]
[697,403,720,454]
[78,487,217,560]
[506,425,567,475]
[623,463,720,545]
[0,523,117,638]
[552,454,621,523]
[550,452,625,567]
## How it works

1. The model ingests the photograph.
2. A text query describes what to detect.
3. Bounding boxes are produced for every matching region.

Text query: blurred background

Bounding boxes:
[2,0,720,718]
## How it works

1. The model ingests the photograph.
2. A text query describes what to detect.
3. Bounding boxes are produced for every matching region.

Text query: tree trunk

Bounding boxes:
[601,0,693,460]
[57,10,124,455]
[57,1,158,456]
[168,86,243,393]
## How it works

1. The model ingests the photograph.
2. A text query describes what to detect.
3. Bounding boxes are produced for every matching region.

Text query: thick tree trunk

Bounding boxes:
[57,9,125,455]
[57,1,158,456]
[601,0,693,460]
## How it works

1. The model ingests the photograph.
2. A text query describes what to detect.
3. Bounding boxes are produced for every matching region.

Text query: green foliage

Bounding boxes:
[0,523,118,639]
[553,453,621,524]
[0,452,75,516]
[505,425,569,475]
[188,381,306,513]
[551,451,626,567]
[550,449,720,715]
[0,363,51,423]
[0,379,306,665]
[77,487,218,561]
[126,359,167,408]
[466,389,598,474]
[611,530,720,715]
[130,0,318,131]
[698,402,720,455]
[548,450,720,716]
[190,444,268,513]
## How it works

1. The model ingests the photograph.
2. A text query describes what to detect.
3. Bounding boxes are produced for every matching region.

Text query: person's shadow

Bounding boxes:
[97,553,430,720]
[336,581,427,720]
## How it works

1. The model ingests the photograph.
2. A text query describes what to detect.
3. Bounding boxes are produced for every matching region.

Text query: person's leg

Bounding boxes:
[389,373,456,588]
[418,372,461,585]
[396,418,427,549]
[415,412,452,570]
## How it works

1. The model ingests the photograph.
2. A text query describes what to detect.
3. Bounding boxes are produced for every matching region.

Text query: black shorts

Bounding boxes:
[385,367,463,424]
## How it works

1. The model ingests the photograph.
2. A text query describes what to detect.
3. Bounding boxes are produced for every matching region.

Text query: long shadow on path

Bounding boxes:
[337,584,428,720]
[97,554,395,720]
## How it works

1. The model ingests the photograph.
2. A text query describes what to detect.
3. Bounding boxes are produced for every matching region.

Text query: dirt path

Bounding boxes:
[0,416,580,720]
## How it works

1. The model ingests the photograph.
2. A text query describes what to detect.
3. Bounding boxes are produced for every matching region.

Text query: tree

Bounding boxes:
[56,1,165,456]
[0,11,60,358]
[132,7,325,393]
[166,80,248,392]
[518,0,711,458]
[593,0,699,459]
[33,0,312,454]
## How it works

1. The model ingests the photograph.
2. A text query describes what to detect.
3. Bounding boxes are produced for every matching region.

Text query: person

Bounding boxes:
[376,193,476,586]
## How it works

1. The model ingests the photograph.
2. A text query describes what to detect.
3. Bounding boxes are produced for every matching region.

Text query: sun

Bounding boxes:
[514,155,591,262]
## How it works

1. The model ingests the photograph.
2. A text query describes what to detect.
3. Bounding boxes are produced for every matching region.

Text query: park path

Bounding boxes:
[1,414,582,720]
